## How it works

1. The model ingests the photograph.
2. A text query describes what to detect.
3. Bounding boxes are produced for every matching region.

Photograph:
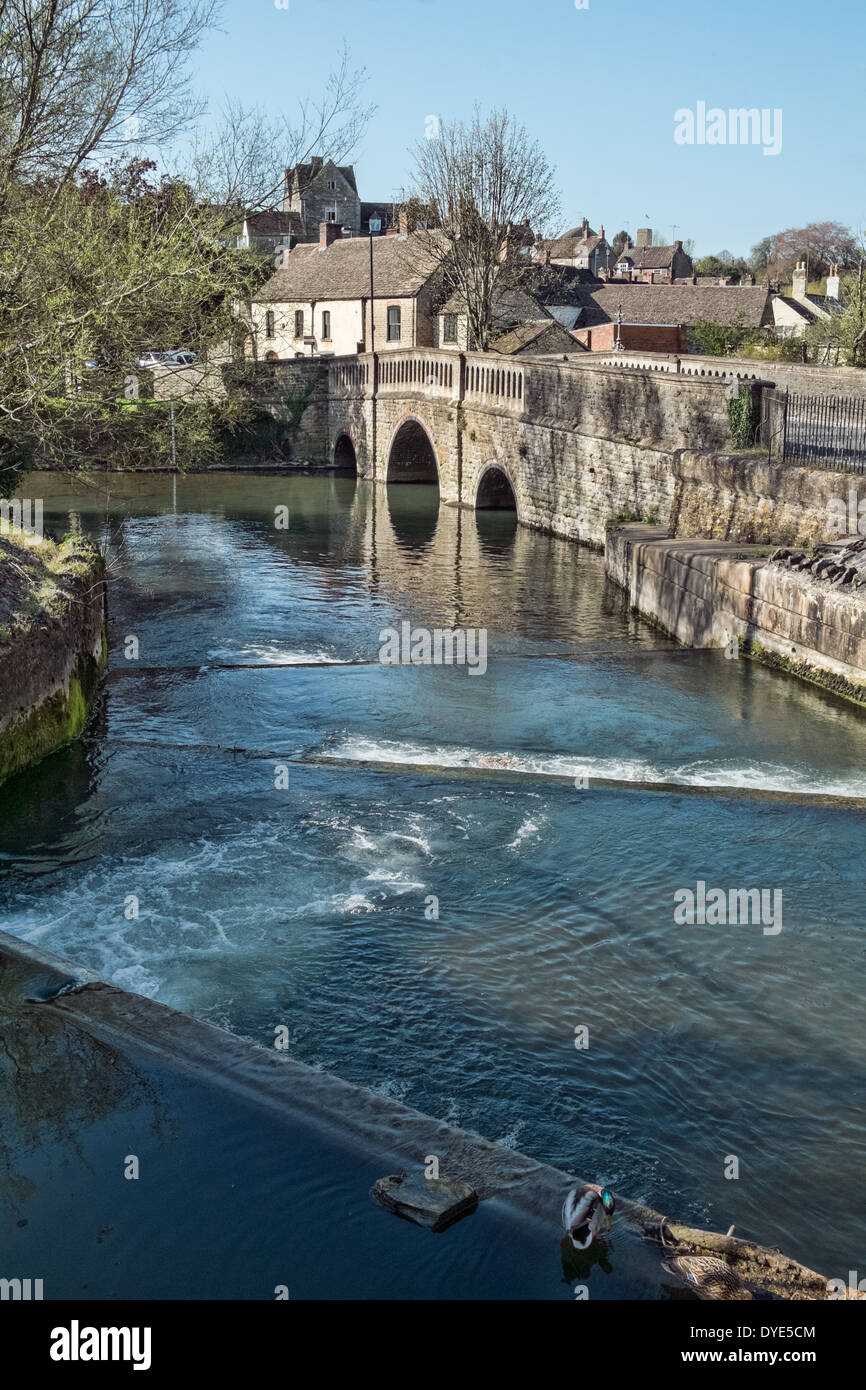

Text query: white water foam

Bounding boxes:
[322,736,866,798]
[206,643,350,666]
[507,815,545,851]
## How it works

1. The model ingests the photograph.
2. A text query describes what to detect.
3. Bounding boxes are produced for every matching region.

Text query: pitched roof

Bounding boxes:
[287,158,358,196]
[491,320,560,354]
[253,231,442,303]
[616,244,681,269]
[360,200,392,223]
[775,295,815,322]
[244,210,303,237]
[547,227,606,259]
[440,285,550,327]
[572,283,774,328]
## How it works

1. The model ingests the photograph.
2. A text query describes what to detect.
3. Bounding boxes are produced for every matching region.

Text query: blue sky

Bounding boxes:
[193,0,865,259]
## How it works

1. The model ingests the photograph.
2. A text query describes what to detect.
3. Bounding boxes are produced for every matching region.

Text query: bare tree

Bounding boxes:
[0,0,219,204]
[769,221,859,280]
[410,108,561,350]
[187,45,374,219]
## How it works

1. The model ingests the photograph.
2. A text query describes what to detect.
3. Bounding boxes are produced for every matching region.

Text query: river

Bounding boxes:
[2,469,865,1285]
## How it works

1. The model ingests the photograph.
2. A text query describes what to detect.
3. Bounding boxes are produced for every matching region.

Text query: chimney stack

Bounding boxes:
[319,221,342,248]
[792,260,808,302]
[581,216,590,239]
[826,264,841,300]
[398,211,409,237]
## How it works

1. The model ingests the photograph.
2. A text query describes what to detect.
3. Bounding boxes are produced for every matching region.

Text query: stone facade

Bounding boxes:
[323,348,737,544]
[283,159,362,239]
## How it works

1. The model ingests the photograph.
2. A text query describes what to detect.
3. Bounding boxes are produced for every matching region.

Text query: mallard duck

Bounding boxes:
[561,1183,615,1250]
[663,1255,753,1301]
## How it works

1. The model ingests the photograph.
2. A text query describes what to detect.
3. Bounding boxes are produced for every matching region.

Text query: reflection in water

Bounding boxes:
[475,506,518,556]
[1,470,866,1287]
[385,481,440,549]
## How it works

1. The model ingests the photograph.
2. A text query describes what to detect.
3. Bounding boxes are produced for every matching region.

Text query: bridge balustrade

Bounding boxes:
[463,356,524,413]
[376,351,457,398]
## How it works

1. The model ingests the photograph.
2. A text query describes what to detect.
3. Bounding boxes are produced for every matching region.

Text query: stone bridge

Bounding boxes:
[251,347,765,547]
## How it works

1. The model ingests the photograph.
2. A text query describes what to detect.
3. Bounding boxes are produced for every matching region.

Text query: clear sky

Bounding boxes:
[192,0,865,259]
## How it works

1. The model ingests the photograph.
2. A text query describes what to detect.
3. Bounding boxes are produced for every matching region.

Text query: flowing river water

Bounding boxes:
[2,470,865,1289]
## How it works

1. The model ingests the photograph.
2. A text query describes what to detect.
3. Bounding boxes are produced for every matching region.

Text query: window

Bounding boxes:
[322,310,331,340]
[328,180,336,190]
[294,310,304,338]
[443,313,458,343]
[327,210,336,222]
[265,310,275,339]
[387,305,401,342]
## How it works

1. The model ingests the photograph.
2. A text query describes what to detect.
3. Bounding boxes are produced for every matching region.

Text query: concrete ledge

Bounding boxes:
[606,524,866,704]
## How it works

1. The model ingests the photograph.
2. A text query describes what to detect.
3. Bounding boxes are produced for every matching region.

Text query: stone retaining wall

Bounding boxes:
[606,524,866,703]
[0,540,107,782]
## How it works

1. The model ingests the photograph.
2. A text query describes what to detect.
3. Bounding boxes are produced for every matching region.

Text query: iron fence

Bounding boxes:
[761,387,866,472]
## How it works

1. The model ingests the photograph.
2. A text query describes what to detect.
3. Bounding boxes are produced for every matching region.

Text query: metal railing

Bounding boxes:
[761,388,866,473]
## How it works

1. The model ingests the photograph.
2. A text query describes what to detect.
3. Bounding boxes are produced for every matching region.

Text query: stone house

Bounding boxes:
[282,156,393,241]
[539,218,616,275]
[435,284,576,354]
[569,281,776,351]
[237,209,304,253]
[770,262,845,337]
[250,223,443,359]
[615,231,694,283]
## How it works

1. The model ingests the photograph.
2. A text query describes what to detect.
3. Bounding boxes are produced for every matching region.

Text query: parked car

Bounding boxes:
[162,350,198,367]
[137,351,169,368]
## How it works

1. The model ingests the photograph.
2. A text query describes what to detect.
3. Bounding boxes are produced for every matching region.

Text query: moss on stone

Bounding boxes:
[0,536,107,783]
[0,642,106,783]
[741,639,866,710]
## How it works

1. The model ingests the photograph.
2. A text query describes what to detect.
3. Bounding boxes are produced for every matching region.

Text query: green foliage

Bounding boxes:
[611,230,629,256]
[688,315,754,356]
[728,390,760,448]
[694,255,740,280]
[805,260,866,367]
[737,334,807,364]
[0,166,270,487]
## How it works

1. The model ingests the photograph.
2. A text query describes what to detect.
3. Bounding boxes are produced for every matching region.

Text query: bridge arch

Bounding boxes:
[333,432,357,473]
[386,416,439,484]
[475,462,518,516]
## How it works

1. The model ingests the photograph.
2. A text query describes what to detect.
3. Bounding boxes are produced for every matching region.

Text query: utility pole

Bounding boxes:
[368,217,381,480]
[368,217,381,355]
[169,398,177,471]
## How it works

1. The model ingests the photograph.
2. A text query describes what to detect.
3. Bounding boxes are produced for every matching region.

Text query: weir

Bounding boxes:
[0,930,845,1301]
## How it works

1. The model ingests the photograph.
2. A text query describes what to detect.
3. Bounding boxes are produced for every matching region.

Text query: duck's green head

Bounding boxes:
[601,1188,615,1215]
